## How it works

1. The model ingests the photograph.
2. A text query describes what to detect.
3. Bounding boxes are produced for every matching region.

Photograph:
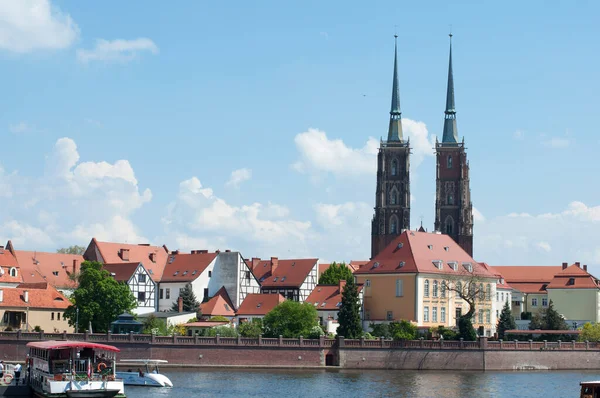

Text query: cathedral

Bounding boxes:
[371,34,474,259]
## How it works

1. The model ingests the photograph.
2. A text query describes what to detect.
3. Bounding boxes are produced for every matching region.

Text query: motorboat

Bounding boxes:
[116,360,173,387]
[581,381,600,398]
[27,341,125,398]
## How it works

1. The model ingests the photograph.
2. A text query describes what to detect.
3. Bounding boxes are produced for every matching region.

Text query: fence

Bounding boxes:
[2,331,598,351]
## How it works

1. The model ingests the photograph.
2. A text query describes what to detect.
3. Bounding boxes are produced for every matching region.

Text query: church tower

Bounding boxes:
[371,36,411,260]
[434,34,474,256]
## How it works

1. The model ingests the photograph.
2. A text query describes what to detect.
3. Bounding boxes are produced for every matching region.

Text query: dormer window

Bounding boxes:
[273,277,278,282]
[462,262,473,273]
[568,278,575,286]
[373,262,380,269]
[432,260,443,270]
[397,243,403,249]
[398,261,405,268]
[52,271,59,276]
[444,246,449,252]
[281,276,286,282]
[9,267,17,277]
[427,245,433,250]
[448,262,457,271]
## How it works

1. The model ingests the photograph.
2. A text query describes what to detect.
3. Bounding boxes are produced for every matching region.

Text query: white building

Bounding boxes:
[104,262,157,315]
[248,257,319,302]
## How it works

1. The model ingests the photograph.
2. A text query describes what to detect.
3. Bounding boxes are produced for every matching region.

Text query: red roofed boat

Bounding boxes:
[27,341,125,398]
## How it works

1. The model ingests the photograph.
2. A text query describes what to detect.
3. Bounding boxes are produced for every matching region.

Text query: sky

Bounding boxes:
[0,1,599,273]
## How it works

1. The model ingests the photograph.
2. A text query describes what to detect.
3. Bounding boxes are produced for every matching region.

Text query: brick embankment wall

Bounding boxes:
[339,349,484,370]
[484,350,600,371]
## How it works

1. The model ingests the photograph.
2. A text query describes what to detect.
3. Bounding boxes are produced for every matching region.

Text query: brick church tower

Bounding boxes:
[371,36,411,260]
[434,34,474,256]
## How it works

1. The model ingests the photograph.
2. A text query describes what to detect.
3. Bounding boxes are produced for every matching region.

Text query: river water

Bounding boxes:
[124,368,599,397]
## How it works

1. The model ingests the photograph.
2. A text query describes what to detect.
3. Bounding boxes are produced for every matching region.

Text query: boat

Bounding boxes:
[26,341,125,398]
[116,360,173,387]
[580,380,600,397]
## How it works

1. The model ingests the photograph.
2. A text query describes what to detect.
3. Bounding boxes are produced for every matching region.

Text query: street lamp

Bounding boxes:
[76,307,79,333]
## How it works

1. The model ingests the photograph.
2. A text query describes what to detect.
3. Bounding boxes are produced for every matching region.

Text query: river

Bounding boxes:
[124,368,598,397]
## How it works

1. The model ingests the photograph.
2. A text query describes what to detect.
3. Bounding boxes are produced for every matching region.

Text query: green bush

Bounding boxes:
[33,326,42,332]
[363,332,375,340]
[390,320,417,341]
[238,319,263,338]
[307,325,324,339]
[209,316,230,323]
[207,326,238,337]
[458,317,477,341]
[369,323,391,339]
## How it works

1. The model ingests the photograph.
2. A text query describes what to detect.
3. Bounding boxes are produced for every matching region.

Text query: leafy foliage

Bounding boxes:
[263,301,318,338]
[206,326,238,337]
[209,316,230,322]
[369,323,391,338]
[391,320,417,341]
[431,325,458,340]
[57,245,86,255]
[458,316,477,341]
[64,261,136,333]
[336,279,362,338]
[171,283,200,313]
[308,325,324,339]
[238,319,264,337]
[142,315,166,335]
[529,300,569,341]
[319,262,354,285]
[497,301,517,339]
[579,323,600,342]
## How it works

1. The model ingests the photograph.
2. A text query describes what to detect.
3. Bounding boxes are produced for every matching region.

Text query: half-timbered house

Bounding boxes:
[248,257,319,302]
[103,262,156,315]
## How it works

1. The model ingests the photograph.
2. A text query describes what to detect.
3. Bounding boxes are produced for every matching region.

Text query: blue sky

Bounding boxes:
[1,1,599,273]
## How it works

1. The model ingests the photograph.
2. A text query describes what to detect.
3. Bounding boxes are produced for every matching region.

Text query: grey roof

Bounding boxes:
[387,35,403,142]
[442,34,459,144]
[137,311,196,319]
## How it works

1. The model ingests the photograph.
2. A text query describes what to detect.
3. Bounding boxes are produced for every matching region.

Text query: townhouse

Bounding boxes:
[249,257,318,301]
[305,280,364,334]
[103,262,156,315]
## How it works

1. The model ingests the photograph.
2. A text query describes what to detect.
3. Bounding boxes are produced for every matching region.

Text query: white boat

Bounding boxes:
[116,360,173,387]
[26,340,125,398]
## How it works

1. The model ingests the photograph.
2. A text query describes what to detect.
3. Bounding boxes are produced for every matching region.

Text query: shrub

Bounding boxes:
[209,316,230,323]
[33,326,42,332]
[207,326,238,337]
[238,319,263,338]
[307,325,324,339]
[5,326,13,332]
[369,323,391,339]
[363,332,375,340]
[458,317,477,341]
[390,320,417,341]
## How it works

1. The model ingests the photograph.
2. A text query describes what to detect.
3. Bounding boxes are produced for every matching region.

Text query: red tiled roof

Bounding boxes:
[0,245,19,267]
[354,231,496,278]
[492,266,562,283]
[305,282,364,311]
[483,264,512,290]
[15,250,83,289]
[103,263,140,282]
[236,293,285,316]
[160,252,218,283]
[92,239,169,281]
[0,283,69,309]
[318,263,330,276]
[251,258,318,288]
[183,321,229,328]
[348,261,368,272]
[508,282,548,294]
[546,264,599,289]
[200,287,236,317]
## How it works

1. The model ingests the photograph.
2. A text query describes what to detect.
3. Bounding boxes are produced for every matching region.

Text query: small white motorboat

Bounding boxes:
[116,360,173,387]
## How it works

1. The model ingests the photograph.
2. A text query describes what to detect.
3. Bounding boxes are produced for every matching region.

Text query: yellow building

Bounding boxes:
[355,231,499,336]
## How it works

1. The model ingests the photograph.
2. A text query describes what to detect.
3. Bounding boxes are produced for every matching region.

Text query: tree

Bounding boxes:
[319,262,354,285]
[579,323,600,342]
[171,283,200,313]
[263,301,318,338]
[238,319,264,337]
[390,320,417,340]
[497,301,516,339]
[369,323,391,338]
[444,267,488,341]
[336,278,362,338]
[528,300,569,341]
[57,245,86,255]
[64,261,136,333]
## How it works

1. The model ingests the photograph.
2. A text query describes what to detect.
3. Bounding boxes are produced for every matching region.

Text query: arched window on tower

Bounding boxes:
[390,188,398,205]
[447,193,454,205]
[447,155,453,169]
[445,216,454,236]
[391,160,398,176]
[390,216,398,234]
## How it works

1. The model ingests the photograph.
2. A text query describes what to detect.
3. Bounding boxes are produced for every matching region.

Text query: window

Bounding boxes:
[208,271,212,278]
[9,267,17,277]
[486,284,491,301]
[445,222,453,235]
[137,292,146,302]
[138,274,146,283]
[432,260,442,269]
[501,292,504,302]
[365,310,371,320]
[568,278,575,286]
[441,281,446,298]
[432,307,438,322]
[455,281,462,294]
[447,155,453,169]
[496,292,499,301]
[542,298,548,307]
[390,190,397,205]
[57,313,61,321]
[166,288,170,299]
[273,277,278,282]
[159,289,164,299]
[478,309,483,324]
[424,280,430,297]
[462,263,473,273]
[391,160,397,176]
[387,311,393,321]
[245,271,250,281]
[51,313,54,320]
[440,307,446,322]
[395,279,403,297]
[532,298,538,306]
[447,194,454,205]
[486,309,491,324]
[390,218,398,234]
[281,276,286,282]
[433,280,439,298]
[204,288,209,300]
[479,283,484,300]
[424,307,429,322]
[448,262,457,271]
[52,271,59,276]
[366,279,371,287]
[496,310,499,318]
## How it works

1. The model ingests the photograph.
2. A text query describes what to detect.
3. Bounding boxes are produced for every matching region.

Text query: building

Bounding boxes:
[355,230,498,336]
[0,282,71,332]
[485,264,514,322]
[434,34,474,257]
[83,239,169,284]
[305,280,364,334]
[371,35,411,260]
[103,262,156,315]
[0,242,24,287]
[199,286,236,320]
[249,257,318,301]
[14,249,83,296]
[236,293,286,324]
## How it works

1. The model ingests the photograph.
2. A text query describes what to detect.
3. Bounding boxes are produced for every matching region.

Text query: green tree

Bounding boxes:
[497,301,517,339]
[336,278,362,338]
[142,315,167,335]
[579,323,600,342]
[263,301,318,338]
[369,323,391,338]
[64,261,136,333]
[528,300,569,341]
[390,320,417,340]
[458,317,477,341]
[57,245,86,255]
[238,318,264,337]
[319,262,354,285]
[171,283,200,312]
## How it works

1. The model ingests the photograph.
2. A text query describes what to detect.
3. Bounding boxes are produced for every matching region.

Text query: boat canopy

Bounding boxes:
[120,359,168,364]
[26,340,121,353]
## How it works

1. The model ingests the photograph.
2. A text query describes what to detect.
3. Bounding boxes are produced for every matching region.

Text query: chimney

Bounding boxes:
[177,296,183,313]
[339,280,346,292]
[576,262,581,268]
[72,259,80,275]
[225,249,231,253]
[271,257,279,273]
[584,264,588,272]
[120,248,130,261]
[23,290,28,303]
[215,250,220,254]
[149,253,157,263]
[252,258,260,269]
[0,289,3,302]
[562,262,568,270]
[0,246,4,254]
[198,250,208,254]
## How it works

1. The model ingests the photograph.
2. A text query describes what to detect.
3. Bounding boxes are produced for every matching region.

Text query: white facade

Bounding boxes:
[127,263,157,315]
[299,264,319,302]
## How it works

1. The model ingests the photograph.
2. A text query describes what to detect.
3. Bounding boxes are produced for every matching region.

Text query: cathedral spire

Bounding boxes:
[442,33,458,144]
[387,35,403,142]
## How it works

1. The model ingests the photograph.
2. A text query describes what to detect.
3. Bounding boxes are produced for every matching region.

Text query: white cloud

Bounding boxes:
[226,168,252,188]
[543,137,570,148]
[513,130,525,140]
[0,0,79,53]
[9,122,32,134]
[77,38,159,64]
[472,207,485,222]
[536,241,552,252]
[292,119,435,178]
